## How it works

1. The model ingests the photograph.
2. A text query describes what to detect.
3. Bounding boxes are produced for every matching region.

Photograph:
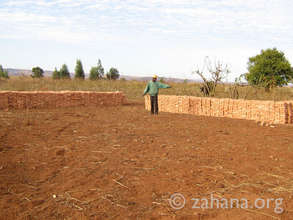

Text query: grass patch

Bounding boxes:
[1,76,293,101]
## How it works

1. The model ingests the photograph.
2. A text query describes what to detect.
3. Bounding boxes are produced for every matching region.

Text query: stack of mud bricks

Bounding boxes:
[144,95,293,125]
[0,91,126,110]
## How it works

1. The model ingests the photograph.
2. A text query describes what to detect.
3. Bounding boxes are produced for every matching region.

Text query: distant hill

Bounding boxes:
[5,68,198,83]
[6,68,53,77]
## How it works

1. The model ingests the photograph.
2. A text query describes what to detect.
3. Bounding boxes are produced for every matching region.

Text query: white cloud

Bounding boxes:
[1,0,293,78]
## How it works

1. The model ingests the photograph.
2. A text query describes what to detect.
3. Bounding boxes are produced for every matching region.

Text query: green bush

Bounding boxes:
[245,48,293,91]
[31,67,44,78]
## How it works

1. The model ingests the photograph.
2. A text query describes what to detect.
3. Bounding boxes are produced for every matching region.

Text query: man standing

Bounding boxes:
[143,75,171,114]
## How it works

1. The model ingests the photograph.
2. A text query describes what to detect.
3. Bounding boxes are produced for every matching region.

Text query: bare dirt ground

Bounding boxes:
[1,102,293,220]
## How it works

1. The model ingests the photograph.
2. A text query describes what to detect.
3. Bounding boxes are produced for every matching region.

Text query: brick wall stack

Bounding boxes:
[0,91,126,110]
[144,95,293,125]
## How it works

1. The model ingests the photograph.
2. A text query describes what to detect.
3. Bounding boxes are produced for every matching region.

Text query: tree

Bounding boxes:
[89,59,104,80]
[59,64,70,79]
[106,67,120,80]
[52,68,60,79]
[74,59,85,79]
[97,59,104,78]
[31,66,44,78]
[0,65,9,79]
[193,57,230,96]
[2,70,9,79]
[245,48,293,91]
[89,67,99,80]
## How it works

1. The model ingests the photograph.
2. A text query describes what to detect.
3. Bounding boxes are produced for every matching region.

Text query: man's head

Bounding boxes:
[152,75,158,82]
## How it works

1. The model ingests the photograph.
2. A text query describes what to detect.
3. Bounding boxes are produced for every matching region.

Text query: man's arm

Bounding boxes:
[143,82,150,96]
[157,82,171,89]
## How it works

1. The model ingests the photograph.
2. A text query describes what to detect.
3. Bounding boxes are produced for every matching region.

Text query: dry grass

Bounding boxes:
[1,76,293,101]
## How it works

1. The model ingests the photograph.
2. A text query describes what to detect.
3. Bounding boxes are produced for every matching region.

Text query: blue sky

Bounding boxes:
[1,0,293,81]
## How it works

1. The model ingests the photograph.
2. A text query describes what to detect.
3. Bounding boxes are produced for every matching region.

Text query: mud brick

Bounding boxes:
[144,95,150,110]
[173,96,181,113]
[158,95,164,111]
[116,92,126,105]
[0,91,9,109]
[188,97,194,114]
[215,98,222,117]
[190,97,201,115]
[223,99,229,117]
[197,97,202,115]
[263,101,271,123]
[256,102,264,121]
[218,98,225,117]
[51,92,59,108]
[7,92,17,109]
[210,98,216,117]
[273,102,280,124]
[250,100,258,120]
[159,95,164,112]
[245,100,251,119]
[257,101,264,121]
[261,103,267,122]
[188,97,195,115]
[181,96,190,114]
[195,97,202,115]
[40,92,51,108]
[169,95,178,113]
[89,92,98,106]
[224,99,231,118]
[199,98,204,115]
[15,93,25,109]
[167,95,174,112]
[239,100,246,119]
[82,92,90,106]
[233,100,238,118]
[280,103,286,123]
[288,102,293,124]
[250,101,258,121]
[245,100,250,120]
[239,100,245,118]
[231,99,239,118]
[206,98,211,116]
[201,98,210,116]
[174,96,180,113]
[268,101,275,123]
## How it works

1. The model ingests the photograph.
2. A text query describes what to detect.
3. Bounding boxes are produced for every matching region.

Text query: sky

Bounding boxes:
[0,0,293,81]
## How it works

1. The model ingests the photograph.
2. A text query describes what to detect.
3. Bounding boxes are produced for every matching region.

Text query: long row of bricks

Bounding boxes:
[0,91,126,109]
[145,95,293,124]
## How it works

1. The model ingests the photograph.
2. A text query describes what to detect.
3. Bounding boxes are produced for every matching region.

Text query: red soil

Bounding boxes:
[1,102,293,219]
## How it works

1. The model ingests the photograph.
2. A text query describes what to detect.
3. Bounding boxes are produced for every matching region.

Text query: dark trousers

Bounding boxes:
[150,95,158,114]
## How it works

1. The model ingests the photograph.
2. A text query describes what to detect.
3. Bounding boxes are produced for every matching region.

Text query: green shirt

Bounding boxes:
[143,81,171,96]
